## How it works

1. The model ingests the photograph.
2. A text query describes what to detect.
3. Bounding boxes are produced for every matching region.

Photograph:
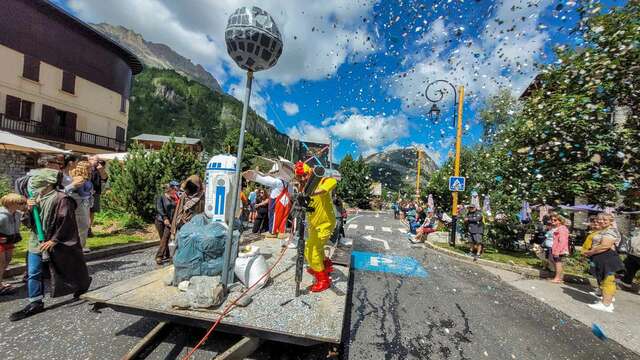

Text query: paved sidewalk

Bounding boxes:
[482,265,640,356]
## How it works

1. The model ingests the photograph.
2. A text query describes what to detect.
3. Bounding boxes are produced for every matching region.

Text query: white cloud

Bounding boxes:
[389,0,553,113]
[282,101,299,116]
[229,81,269,120]
[287,109,409,156]
[286,121,331,144]
[67,0,377,86]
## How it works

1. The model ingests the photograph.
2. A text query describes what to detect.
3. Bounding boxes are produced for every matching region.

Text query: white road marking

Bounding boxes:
[348,224,358,230]
[363,235,390,250]
[382,227,392,233]
[346,215,363,224]
[365,225,375,231]
[397,228,407,233]
[375,213,380,218]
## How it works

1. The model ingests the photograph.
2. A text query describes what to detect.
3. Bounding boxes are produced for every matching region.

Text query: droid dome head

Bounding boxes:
[225,6,283,72]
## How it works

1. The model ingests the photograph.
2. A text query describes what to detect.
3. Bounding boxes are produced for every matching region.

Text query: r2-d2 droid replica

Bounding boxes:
[205,154,237,222]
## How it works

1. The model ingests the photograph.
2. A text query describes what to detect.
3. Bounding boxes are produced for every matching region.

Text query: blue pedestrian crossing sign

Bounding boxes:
[449,176,466,192]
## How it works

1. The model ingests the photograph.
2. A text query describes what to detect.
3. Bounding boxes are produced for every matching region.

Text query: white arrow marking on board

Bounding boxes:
[382,227,392,233]
[365,225,375,231]
[370,256,393,267]
[348,224,358,230]
[363,235,390,250]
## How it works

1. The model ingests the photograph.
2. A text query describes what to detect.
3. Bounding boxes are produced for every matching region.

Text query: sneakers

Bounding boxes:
[589,291,615,302]
[83,248,91,254]
[618,280,634,290]
[9,301,45,321]
[588,301,614,313]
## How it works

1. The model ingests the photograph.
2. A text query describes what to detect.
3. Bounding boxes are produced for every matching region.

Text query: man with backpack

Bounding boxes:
[620,219,640,291]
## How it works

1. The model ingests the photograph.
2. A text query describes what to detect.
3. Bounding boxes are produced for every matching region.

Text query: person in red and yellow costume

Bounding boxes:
[295,161,337,292]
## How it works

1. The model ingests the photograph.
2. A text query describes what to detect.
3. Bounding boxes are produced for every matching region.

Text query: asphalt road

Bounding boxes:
[0,211,637,359]
[343,210,638,360]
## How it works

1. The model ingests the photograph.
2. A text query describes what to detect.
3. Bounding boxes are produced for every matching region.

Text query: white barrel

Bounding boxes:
[205,154,237,222]
[234,246,269,289]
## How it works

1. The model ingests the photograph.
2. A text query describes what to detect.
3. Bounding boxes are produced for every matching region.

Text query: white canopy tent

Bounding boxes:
[0,130,69,154]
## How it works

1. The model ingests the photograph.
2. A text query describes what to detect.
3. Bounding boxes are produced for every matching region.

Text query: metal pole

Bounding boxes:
[222,70,253,289]
[415,148,421,198]
[449,85,465,246]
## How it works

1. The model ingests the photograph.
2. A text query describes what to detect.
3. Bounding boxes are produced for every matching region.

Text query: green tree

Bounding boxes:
[107,140,204,221]
[479,89,522,143]
[337,155,372,209]
[223,128,264,169]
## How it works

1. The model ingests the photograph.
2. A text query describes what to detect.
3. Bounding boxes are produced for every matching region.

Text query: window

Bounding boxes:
[62,72,75,94]
[5,95,21,119]
[22,55,40,82]
[116,126,126,142]
[120,95,127,113]
[5,96,34,120]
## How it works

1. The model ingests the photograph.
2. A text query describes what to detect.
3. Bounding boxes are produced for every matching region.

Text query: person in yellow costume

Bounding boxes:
[294,161,336,293]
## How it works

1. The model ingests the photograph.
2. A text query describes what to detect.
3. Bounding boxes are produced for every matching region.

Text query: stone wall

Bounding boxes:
[0,151,33,186]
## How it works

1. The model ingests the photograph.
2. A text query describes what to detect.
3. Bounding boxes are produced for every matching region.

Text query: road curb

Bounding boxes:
[5,239,160,278]
[423,240,596,287]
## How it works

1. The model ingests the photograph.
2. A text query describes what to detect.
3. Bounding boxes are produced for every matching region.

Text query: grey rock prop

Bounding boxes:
[225,6,283,72]
[172,275,225,309]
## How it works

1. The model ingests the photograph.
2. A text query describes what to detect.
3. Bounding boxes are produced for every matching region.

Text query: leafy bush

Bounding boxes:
[107,140,204,222]
[0,176,12,198]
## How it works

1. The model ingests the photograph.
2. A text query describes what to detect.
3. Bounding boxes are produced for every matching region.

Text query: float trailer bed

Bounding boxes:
[82,238,351,357]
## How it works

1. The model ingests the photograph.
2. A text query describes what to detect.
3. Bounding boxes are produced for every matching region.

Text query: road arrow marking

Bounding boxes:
[382,227,392,233]
[370,256,393,267]
[363,235,390,250]
[365,225,375,231]
[348,224,358,230]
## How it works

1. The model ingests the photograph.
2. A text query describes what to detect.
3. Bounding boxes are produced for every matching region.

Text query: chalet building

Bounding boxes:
[0,0,142,180]
[131,134,203,153]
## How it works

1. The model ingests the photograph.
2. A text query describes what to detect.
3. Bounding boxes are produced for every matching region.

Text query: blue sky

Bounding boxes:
[58,0,624,164]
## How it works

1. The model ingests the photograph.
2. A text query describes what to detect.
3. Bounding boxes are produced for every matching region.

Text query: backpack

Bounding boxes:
[14,174,30,197]
[620,229,640,257]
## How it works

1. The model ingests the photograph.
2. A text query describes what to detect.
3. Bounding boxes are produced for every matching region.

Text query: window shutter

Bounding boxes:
[62,72,76,94]
[5,95,21,119]
[22,55,40,82]
[64,112,77,141]
[41,105,56,129]
[20,101,32,121]
[116,126,126,142]
[120,95,127,113]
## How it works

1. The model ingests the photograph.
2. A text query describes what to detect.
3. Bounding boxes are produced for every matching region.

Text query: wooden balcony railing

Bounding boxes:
[0,113,125,152]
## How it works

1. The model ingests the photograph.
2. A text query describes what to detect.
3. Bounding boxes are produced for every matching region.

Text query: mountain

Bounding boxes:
[127,68,289,157]
[92,23,222,93]
[365,147,438,191]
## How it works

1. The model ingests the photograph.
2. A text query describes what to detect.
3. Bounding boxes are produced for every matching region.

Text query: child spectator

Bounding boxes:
[0,193,27,295]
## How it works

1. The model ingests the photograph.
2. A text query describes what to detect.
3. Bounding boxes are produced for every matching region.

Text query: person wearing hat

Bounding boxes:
[294,161,337,293]
[10,168,91,321]
[464,204,484,260]
[243,159,293,238]
[154,181,179,265]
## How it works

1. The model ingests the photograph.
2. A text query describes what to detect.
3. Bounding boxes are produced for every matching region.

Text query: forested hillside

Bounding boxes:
[127,68,289,157]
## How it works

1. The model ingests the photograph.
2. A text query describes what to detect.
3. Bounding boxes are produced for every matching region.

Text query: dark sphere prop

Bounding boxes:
[225,6,283,72]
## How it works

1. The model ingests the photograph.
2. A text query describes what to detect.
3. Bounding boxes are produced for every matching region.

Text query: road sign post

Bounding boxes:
[449,176,466,192]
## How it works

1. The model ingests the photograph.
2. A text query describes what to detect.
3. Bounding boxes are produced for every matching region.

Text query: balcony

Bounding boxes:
[0,113,125,152]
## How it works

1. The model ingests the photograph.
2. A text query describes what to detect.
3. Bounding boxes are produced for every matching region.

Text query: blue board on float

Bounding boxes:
[351,251,428,278]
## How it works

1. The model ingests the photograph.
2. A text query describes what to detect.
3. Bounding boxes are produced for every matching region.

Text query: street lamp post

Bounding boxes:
[425,80,465,246]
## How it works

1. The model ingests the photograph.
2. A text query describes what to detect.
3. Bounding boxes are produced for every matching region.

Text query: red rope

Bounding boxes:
[181,229,296,359]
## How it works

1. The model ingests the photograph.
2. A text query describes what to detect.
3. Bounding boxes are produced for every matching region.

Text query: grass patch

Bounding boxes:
[432,242,591,277]
[9,210,154,265]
